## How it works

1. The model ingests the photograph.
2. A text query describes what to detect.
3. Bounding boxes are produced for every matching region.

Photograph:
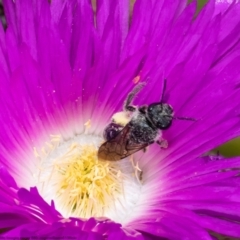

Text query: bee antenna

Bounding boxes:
[173,116,197,121]
[160,78,167,102]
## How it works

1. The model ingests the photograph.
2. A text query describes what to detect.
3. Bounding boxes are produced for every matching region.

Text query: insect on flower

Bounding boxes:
[98,81,196,161]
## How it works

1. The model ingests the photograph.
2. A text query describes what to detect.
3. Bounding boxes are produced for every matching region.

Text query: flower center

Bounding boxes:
[33,134,142,222]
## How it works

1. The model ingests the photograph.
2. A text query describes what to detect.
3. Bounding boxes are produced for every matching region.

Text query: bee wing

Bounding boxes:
[98,124,149,161]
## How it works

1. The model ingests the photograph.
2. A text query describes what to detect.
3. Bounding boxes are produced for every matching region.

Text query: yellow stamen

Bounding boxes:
[34,135,124,218]
[130,155,142,184]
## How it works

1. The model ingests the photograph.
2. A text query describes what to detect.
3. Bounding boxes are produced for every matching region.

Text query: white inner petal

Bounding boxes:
[32,134,142,224]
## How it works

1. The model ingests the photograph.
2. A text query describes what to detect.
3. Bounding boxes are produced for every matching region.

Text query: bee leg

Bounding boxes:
[138,105,148,114]
[142,145,150,153]
[156,138,168,149]
[143,140,155,152]
[126,105,137,112]
[130,155,142,184]
[124,82,146,111]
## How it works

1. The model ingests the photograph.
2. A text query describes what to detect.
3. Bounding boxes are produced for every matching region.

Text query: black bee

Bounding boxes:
[98,81,195,161]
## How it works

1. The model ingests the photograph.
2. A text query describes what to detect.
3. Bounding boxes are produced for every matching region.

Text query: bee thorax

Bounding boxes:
[129,113,159,144]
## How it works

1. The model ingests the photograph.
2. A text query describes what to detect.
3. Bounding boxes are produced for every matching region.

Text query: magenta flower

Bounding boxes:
[1,0,240,239]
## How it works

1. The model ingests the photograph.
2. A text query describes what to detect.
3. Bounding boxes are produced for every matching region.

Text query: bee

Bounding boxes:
[98,81,195,161]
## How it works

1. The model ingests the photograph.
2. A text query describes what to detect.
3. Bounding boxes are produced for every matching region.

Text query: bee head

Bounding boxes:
[147,103,174,130]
